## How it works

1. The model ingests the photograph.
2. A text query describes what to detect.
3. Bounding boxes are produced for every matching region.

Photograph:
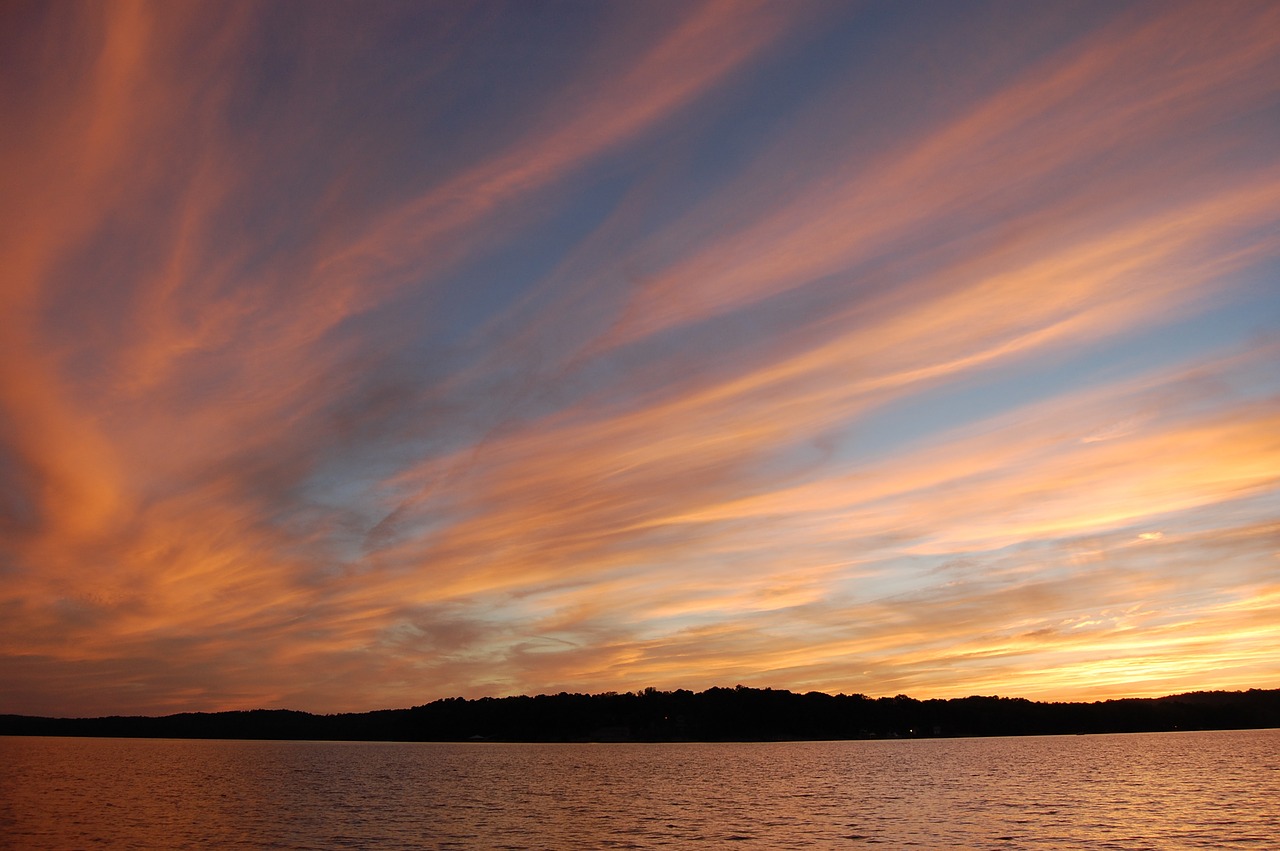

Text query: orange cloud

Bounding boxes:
[596,1,1280,348]
[2,1,1278,715]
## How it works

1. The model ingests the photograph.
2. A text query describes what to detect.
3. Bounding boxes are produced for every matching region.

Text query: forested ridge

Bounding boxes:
[4,687,1278,742]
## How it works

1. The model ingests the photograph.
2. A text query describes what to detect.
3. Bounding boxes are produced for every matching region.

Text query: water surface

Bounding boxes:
[2,729,1277,848]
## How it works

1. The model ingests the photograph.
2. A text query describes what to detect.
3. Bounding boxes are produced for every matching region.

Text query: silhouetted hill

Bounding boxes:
[2,686,1277,742]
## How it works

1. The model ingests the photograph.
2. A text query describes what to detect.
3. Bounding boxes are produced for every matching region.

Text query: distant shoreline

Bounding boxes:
[3,686,1278,743]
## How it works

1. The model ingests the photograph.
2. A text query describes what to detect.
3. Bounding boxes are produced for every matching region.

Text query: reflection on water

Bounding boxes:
[2,729,1277,849]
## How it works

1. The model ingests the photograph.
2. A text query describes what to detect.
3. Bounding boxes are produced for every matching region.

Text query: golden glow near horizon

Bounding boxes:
[1,1,1278,715]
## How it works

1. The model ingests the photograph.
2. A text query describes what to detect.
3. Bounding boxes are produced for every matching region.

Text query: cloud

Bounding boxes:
[1,1,1278,714]
[593,1,1280,348]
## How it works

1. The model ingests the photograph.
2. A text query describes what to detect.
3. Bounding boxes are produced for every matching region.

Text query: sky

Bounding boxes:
[1,0,1278,718]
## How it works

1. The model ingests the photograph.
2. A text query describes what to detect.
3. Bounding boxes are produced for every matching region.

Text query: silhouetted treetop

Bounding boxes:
[3,686,1276,742]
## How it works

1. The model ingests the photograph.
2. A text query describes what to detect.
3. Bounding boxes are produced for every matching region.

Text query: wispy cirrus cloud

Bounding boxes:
[1,0,1277,715]
[595,1,1280,348]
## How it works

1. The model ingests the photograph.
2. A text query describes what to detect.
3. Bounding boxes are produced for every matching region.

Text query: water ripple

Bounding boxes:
[2,730,1278,849]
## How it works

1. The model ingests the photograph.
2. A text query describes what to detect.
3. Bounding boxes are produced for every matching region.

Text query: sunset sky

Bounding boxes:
[2,0,1279,717]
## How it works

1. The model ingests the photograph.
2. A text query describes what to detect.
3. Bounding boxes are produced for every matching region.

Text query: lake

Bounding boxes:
[2,730,1277,848]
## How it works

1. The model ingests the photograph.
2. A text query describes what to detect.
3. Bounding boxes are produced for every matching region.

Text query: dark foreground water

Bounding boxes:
[2,729,1277,849]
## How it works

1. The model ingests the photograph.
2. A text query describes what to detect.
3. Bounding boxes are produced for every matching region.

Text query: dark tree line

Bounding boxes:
[2,686,1277,742]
